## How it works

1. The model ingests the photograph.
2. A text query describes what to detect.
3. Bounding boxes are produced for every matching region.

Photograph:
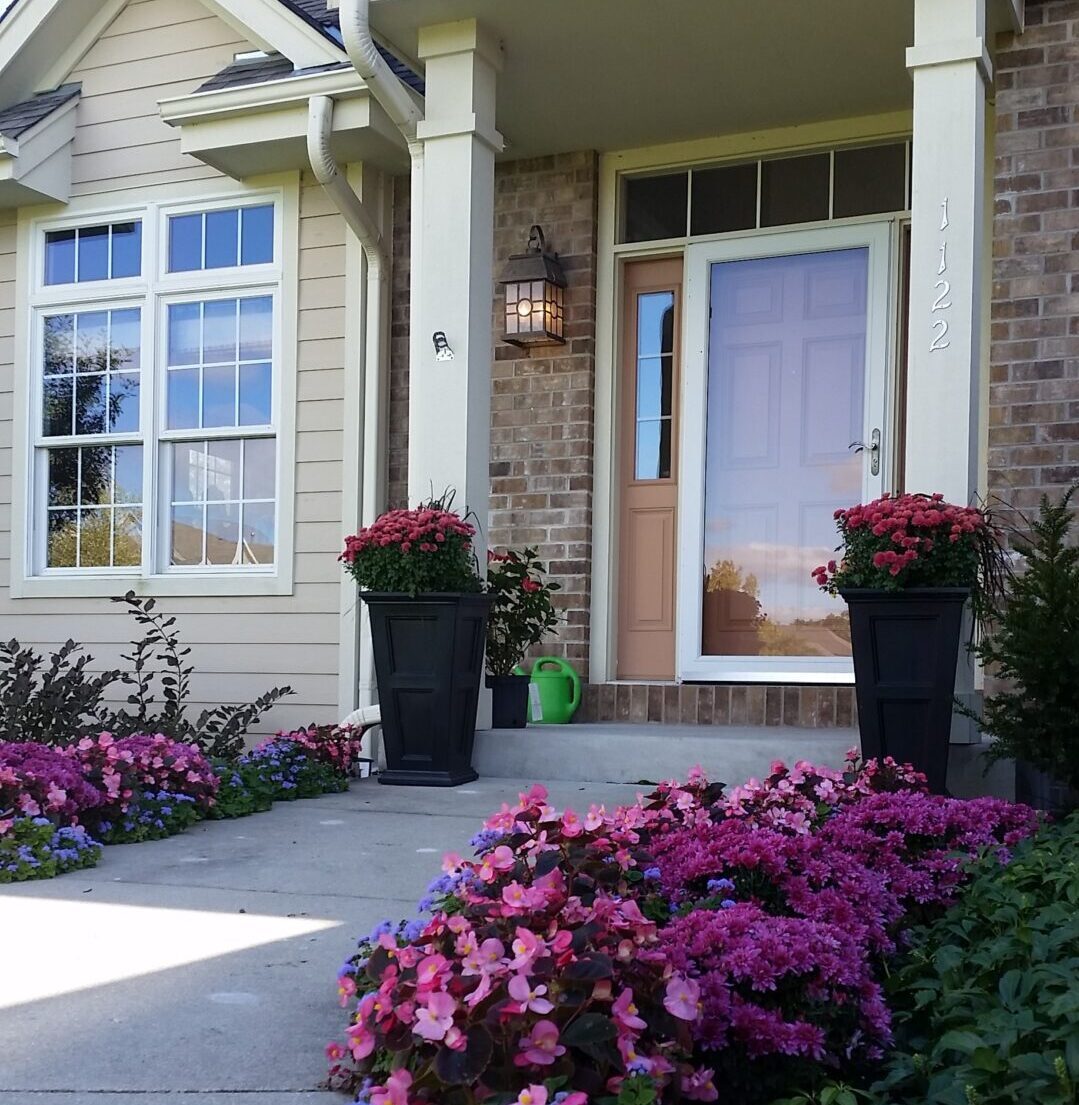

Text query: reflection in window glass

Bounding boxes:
[45,445,142,568]
[166,204,274,273]
[168,438,275,567]
[634,291,675,480]
[833,143,907,218]
[760,154,830,228]
[166,296,273,430]
[41,307,142,437]
[691,163,758,235]
[623,174,688,243]
[44,221,142,285]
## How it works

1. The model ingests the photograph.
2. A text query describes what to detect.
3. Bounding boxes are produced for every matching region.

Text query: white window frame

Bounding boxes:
[11,178,300,599]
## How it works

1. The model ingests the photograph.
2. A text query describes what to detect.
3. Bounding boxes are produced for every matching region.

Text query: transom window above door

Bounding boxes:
[620,140,910,244]
[28,196,281,580]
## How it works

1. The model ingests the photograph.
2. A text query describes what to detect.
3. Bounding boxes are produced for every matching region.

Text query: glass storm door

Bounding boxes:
[678,224,891,682]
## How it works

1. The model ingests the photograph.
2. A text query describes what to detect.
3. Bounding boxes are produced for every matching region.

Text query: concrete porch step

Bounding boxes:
[473,722,855,786]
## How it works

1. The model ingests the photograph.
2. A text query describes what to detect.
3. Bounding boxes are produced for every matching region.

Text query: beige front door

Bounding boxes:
[616,258,681,680]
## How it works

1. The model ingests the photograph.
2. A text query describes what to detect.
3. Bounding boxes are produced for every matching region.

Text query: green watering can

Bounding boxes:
[527,657,581,724]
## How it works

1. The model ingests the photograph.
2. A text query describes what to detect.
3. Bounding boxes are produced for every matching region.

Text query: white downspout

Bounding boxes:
[307,95,389,720]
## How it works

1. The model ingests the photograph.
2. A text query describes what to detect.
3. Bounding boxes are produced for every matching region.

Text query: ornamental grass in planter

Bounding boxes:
[485,548,561,729]
[812,493,1005,793]
[341,497,489,787]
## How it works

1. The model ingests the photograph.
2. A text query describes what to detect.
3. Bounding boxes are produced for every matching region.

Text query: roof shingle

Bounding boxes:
[0,83,80,139]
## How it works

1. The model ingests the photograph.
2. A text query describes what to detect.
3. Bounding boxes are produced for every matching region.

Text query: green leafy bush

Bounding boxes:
[485,547,561,675]
[974,487,1079,793]
[870,814,1079,1105]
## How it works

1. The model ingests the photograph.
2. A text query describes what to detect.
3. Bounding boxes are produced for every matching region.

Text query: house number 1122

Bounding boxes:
[930,198,952,352]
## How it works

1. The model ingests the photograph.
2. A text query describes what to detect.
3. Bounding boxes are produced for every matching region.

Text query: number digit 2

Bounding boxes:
[932,279,952,311]
[930,318,950,352]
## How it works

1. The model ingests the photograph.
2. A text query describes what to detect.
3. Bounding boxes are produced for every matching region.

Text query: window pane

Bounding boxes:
[206,439,241,500]
[76,226,109,282]
[79,447,112,506]
[108,373,140,433]
[832,143,907,218]
[47,449,78,506]
[243,438,275,500]
[760,154,830,227]
[239,362,271,425]
[74,376,107,436]
[78,509,111,567]
[171,503,203,565]
[75,311,108,374]
[241,501,275,564]
[239,296,272,360]
[691,163,758,235]
[168,213,203,272]
[110,308,141,372]
[43,314,74,375]
[110,222,141,278]
[635,420,661,480]
[240,204,274,265]
[167,302,201,367]
[636,358,664,420]
[202,364,236,428]
[205,208,239,269]
[206,502,240,565]
[44,230,75,285]
[47,511,77,568]
[623,173,688,243]
[172,442,206,503]
[42,378,73,437]
[638,291,674,357]
[167,368,199,430]
[202,299,237,363]
[113,445,142,504]
[113,508,142,567]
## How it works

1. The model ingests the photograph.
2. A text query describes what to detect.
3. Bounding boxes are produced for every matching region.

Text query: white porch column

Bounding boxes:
[904,0,991,503]
[409,19,502,563]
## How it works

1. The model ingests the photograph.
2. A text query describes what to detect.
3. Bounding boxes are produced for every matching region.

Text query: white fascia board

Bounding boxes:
[0,93,77,203]
[160,66,373,125]
[197,0,345,68]
[0,0,64,80]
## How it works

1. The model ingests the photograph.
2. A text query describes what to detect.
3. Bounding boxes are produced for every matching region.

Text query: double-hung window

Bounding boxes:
[28,196,282,583]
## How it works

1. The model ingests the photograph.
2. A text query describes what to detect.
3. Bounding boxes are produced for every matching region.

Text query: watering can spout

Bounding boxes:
[527,657,582,724]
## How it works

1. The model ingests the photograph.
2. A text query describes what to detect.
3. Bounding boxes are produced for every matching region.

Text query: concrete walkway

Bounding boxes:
[0,778,640,1103]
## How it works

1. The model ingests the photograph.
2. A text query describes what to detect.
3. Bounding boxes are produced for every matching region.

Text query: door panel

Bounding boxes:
[617,258,681,680]
[679,224,891,683]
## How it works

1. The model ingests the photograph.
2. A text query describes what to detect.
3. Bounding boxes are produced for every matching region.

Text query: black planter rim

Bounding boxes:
[360,590,491,604]
[486,673,530,686]
[839,586,971,602]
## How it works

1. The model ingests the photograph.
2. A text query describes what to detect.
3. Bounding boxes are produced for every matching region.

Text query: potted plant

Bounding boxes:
[340,496,488,787]
[484,547,561,728]
[812,492,1004,794]
[973,487,1079,811]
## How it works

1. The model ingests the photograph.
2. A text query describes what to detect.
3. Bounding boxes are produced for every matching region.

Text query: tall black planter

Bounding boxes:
[842,587,969,795]
[362,592,491,786]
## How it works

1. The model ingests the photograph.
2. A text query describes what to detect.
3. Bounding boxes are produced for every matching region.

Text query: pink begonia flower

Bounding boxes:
[664,975,701,1021]
[550,929,573,955]
[18,794,40,816]
[682,1068,719,1102]
[415,953,449,990]
[345,1021,375,1059]
[0,819,12,835]
[464,971,493,1008]
[516,1086,548,1105]
[515,1019,566,1066]
[455,930,479,957]
[584,806,605,831]
[45,783,67,808]
[413,991,456,1041]
[508,974,554,1014]
[509,927,543,971]
[462,937,505,977]
[442,851,464,873]
[613,988,647,1033]
[478,844,516,882]
[447,915,470,933]
[324,1041,345,1062]
[371,1069,412,1105]
[336,973,356,1007]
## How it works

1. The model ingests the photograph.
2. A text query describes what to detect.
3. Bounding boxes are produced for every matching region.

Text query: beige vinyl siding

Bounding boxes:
[0,2,352,736]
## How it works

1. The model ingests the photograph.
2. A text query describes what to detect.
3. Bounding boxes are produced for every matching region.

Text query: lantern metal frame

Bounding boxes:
[499,224,567,347]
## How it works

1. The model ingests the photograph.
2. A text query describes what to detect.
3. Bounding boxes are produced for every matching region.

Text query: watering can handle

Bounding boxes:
[534,657,581,714]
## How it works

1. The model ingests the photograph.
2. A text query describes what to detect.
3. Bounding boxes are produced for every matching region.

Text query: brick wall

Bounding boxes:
[991,1,1079,513]
[387,151,600,678]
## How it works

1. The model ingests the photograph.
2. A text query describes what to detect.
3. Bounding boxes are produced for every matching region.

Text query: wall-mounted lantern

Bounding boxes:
[499,224,567,347]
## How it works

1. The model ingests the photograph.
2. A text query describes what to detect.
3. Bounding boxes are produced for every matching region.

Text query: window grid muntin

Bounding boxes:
[634,290,675,481]
[30,194,281,579]
[623,139,911,246]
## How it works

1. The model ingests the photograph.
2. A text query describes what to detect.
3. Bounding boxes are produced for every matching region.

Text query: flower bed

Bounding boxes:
[0,724,365,882]
[327,755,1040,1105]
